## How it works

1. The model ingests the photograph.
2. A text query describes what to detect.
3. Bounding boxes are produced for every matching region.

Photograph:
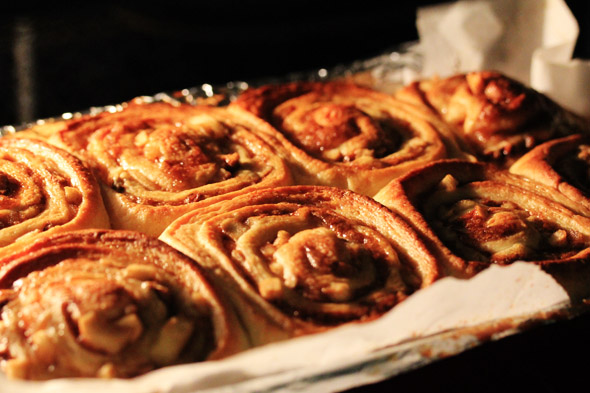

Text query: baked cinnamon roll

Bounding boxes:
[160,185,440,346]
[510,134,590,215]
[396,71,590,167]
[42,99,292,236]
[0,137,109,258]
[0,229,249,380]
[374,159,590,299]
[231,80,471,197]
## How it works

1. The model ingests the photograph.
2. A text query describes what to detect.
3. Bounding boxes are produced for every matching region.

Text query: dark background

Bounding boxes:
[0,2,589,391]
[1,0,589,127]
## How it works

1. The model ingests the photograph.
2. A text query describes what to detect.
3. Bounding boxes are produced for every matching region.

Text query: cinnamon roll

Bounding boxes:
[374,159,590,299]
[510,134,590,215]
[0,229,249,380]
[42,99,292,236]
[0,137,109,258]
[396,71,590,167]
[160,185,440,346]
[231,80,471,197]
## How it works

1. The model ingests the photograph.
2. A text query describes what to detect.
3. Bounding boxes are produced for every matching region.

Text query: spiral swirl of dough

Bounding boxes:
[0,137,109,256]
[45,100,292,236]
[232,81,469,196]
[374,159,590,279]
[510,134,590,216]
[396,71,590,166]
[161,185,439,345]
[0,230,248,380]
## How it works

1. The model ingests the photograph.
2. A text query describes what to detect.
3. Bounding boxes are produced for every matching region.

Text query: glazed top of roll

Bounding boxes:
[45,99,291,208]
[374,159,590,278]
[0,137,109,255]
[161,185,440,338]
[0,229,248,380]
[231,80,471,196]
[27,99,294,236]
[509,134,590,214]
[396,71,590,166]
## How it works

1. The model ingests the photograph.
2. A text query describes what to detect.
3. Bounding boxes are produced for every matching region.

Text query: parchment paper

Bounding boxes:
[0,263,570,393]
[416,0,590,117]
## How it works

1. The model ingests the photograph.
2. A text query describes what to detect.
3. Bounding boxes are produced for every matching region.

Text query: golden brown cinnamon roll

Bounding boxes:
[0,137,109,258]
[41,99,292,236]
[160,185,440,346]
[374,159,590,299]
[510,134,590,215]
[0,229,249,380]
[231,80,471,197]
[396,71,590,167]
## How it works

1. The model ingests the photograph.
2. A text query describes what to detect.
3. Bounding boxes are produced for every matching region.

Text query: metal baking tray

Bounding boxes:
[0,42,587,393]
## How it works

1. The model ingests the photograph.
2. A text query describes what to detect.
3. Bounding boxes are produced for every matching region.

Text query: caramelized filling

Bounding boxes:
[271,96,403,165]
[55,104,277,208]
[554,144,590,196]
[0,174,21,198]
[103,120,245,199]
[218,205,412,325]
[274,103,362,154]
[0,156,80,231]
[422,71,555,164]
[0,257,214,380]
[423,176,589,264]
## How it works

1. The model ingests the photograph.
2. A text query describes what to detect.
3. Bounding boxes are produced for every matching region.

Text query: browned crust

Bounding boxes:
[396,71,590,167]
[0,229,250,379]
[160,185,440,346]
[231,80,473,197]
[510,134,590,215]
[0,137,110,258]
[374,159,590,297]
[31,101,293,237]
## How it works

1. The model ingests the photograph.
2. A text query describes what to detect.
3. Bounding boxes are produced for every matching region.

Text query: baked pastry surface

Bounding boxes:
[510,134,590,215]
[36,99,293,236]
[0,229,249,380]
[396,71,590,167]
[231,80,472,196]
[374,159,590,299]
[0,68,588,382]
[0,137,110,257]
[160,185,440,346]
